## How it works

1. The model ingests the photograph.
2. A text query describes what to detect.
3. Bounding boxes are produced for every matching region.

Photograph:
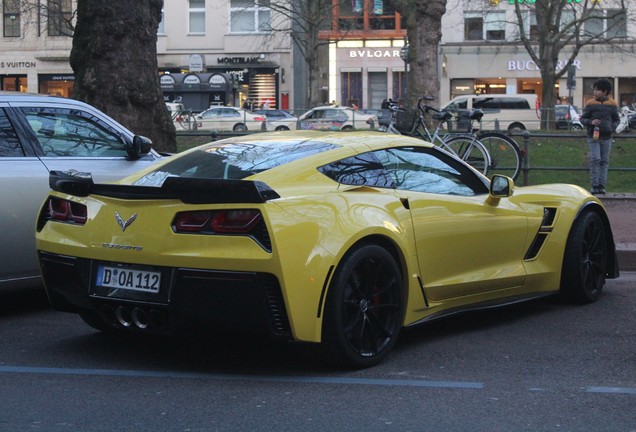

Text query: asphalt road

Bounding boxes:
[1,275,635,432]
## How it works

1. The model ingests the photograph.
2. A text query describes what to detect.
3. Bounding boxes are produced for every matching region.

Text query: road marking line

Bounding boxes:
[586,386,636,395]
[0,365,482,389]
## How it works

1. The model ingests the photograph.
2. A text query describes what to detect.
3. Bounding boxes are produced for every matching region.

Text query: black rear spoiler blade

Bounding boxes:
[49,170,280,204]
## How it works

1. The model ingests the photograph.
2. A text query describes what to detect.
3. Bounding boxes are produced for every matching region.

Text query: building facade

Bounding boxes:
[440,0,636,109]
[0,0,298,112]
[321,0,636,110]
[3,1,636,113]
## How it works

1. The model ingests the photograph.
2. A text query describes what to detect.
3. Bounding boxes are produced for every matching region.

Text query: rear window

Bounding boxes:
[133,139,338,186]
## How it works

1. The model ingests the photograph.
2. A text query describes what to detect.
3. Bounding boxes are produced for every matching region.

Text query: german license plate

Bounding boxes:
[96,265,161,293]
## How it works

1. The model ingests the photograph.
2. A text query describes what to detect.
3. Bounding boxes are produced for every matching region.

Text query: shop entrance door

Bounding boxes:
[368,72,387,109]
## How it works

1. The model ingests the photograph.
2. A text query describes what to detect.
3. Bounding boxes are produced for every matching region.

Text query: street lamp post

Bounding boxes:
[399,37,409,104]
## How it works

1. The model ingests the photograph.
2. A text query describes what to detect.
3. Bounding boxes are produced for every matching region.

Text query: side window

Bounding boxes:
[499,98,530,109]
[445,98,467,113]
[374,147,488,196]
[474,98,499,110]
[21,107,126,157]
[318,151,395,188]
[0,108,24,157]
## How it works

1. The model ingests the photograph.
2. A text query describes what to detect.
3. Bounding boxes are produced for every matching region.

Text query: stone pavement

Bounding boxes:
[600,193,636,272]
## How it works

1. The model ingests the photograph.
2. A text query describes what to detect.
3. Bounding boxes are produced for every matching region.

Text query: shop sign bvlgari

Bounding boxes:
[348,49,401,58]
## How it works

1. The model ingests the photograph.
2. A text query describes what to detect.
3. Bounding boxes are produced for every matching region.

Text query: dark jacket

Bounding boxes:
[580,97,620,139]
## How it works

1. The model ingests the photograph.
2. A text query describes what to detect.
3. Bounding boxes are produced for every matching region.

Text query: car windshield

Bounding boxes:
[133,139,338,186]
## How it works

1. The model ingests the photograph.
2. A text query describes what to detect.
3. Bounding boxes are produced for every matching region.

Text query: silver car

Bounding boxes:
[0,92,164,292]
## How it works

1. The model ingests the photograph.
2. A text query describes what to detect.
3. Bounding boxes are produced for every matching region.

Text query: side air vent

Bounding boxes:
[524,207,557,260]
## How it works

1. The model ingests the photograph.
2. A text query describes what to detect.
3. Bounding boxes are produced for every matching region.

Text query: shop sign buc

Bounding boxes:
[507,59,581,71]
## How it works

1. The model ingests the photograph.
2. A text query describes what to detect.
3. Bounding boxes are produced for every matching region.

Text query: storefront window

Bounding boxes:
[1,75,27,92]
[341,71,362,108]
[392,71,406,103]
[618,78,636,107]
[39,75,74,97]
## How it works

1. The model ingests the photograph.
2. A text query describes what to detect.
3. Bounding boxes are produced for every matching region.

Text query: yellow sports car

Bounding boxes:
[36,131,619,368]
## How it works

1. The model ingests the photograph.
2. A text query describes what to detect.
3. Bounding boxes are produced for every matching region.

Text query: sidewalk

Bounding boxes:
[600,193,636,272]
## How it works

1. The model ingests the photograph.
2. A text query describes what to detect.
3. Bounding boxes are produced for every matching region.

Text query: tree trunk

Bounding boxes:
[391,0,446,108]
[70,0,176,153]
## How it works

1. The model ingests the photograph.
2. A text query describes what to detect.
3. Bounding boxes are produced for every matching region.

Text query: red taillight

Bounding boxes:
[211,210,261,233]
[48,197,87,225]
[174,211,213,232]
[254,116,266,122]
[173,210,262,234]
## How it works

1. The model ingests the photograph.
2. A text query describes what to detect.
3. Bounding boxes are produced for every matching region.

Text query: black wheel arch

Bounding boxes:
[340,235,408,286]
[570,203,619,279]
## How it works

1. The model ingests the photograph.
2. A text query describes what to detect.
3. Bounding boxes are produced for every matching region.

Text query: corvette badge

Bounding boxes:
[115,212,137,232]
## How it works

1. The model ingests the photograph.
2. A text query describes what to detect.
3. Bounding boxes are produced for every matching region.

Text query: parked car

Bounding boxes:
[254,109,298,131]
[358,108,392,130]
[195,106,266,132]
[298,106,377,131]
[555,105,583,130]
[36,130,617,368]
[0,92,164,293]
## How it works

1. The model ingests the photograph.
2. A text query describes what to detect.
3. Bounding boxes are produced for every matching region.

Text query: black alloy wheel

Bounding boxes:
[560,210,608,303]
[322,244,404,368]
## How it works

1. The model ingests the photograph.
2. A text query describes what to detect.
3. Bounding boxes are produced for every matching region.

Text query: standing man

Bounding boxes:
[580,78,620,195]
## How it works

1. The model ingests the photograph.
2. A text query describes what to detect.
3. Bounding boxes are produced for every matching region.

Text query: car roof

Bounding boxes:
[0,91,91,106]
[211,130,433,152]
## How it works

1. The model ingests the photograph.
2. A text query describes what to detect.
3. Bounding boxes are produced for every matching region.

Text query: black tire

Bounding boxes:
[322,244,405,368]
[560,211,608,304]
[444,136,489,176]
[477,132,523,180]
[233,123,248,132]
[275,125,290,131]
[341,125,354,131]
[507,123,526,133]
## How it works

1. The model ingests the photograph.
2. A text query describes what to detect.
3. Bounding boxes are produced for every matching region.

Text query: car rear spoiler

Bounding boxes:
[48,170,280,204]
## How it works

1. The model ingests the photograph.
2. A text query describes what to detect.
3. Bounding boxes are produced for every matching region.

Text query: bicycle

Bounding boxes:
[384,97,522,180]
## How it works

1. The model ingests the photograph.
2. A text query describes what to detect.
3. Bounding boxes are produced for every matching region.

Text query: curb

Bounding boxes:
[599,195,636,272]
[616,244,636,273]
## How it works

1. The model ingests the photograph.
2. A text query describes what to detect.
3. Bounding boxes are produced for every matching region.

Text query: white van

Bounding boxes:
[441,94,540,133]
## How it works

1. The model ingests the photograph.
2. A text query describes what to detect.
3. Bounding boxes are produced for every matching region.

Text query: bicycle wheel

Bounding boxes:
[443,135,490,176]
[477,132,522,180]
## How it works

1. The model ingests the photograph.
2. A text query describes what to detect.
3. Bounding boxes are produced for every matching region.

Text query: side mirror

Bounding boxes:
[487,174,513,205]
[125,135,152,160]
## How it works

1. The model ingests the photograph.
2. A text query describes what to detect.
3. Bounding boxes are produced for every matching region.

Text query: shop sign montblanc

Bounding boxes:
[217,56,260,65]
